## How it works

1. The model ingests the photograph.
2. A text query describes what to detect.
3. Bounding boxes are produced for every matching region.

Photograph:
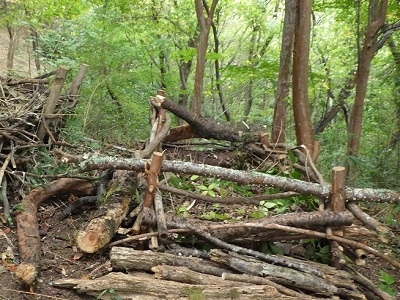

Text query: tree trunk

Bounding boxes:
[211,7,230,121]
[243,24,258,121]
[383,38,400,156]
[6,25,19,71]
[347,0,388,181]
[292,0,314,154]
[314,70,356,135]
[271,0,296,143]
[29,26,41,71]
[192,0,219,115]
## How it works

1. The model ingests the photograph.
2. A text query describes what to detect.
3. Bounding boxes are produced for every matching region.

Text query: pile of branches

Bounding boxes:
[0,65,87,221]
[3,86,399,299]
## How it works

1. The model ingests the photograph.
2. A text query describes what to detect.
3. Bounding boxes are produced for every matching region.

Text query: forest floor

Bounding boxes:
[0,178,399,299]
[0,27,399,300]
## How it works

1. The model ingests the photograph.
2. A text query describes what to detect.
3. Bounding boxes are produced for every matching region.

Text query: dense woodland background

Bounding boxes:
[0,0,399,207]
[1,0,400,190]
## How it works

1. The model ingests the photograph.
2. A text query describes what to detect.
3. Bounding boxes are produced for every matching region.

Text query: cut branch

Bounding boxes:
[55,151,400,204]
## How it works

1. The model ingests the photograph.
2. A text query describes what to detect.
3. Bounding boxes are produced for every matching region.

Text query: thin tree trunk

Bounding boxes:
[271,0,296,143]
[347,0,388,182]
[6,25,19,71]
[192,0,219,115]
[292,0,314,154]
[210,7,230,121]
[243,24,258,121]
[29,26,41,71]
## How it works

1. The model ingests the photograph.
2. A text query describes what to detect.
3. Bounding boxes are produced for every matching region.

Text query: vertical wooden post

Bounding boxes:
[37,66,69,141]
[329,166,346,269]
[331,166,346,212]
[68,64,88,97]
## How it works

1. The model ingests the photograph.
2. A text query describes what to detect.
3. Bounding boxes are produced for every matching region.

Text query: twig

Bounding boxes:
[3,288,71,300]
[0,153,11,220]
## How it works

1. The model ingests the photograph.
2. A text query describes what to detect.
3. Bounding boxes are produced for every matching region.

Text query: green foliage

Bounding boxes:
[200,203,230,221]
[378,270,397,296]
[303,239,331,264]
[2,0,398,188]
[261,242,284,256]
[97,288,123,300]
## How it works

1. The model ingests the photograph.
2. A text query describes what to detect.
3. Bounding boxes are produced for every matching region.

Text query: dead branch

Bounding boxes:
[221,273,318,299]
[110,247,232,277]
[210,249,363,299]
[57,152,400,203]
[51,271,295,300]
[141,209,353,239]
[75,170,137,253]
[15,178,94,284]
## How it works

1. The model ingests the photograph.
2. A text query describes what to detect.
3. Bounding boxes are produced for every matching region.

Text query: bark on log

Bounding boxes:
[210,249,365,299]
[152,265,239,286]
[110,247,232,277]
[346,201,393,239]
[59,153,400,204]
[51,272,296,300]
[76,170,137,253]
[15,178,94,284]
[149,95,256,142]
[141,209,353,241]
[221,273,318,299]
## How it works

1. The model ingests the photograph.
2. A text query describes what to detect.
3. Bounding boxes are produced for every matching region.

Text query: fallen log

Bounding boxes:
[15,178,94,284]
[76,170,137,253]
[210,249,364,299]
[141,209,354,241]
[109,247,363,299]
[152,265,318,299]
[110,247,232,277]
[149,95,245,142]
[55,151,400,204]
[51,271,297,300]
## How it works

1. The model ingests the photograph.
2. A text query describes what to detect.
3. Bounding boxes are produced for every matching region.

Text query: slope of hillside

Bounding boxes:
[0,26,37,77]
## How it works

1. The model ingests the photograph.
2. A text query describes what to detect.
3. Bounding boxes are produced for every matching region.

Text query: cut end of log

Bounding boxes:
[15,262,38,285]
[76,230,100,253]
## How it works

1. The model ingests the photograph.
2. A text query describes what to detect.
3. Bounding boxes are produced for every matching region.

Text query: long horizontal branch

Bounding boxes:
[55,150,400,203]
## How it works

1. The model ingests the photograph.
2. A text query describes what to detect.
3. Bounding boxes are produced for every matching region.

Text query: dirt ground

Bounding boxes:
[0,26,400,300]
[1,194,399,299]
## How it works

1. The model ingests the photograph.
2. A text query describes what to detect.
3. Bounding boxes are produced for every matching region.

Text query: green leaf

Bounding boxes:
[269,244,284,255]
[379,271,395,285]
[208,183,218,190]
[208,190,216,197]
[261,201,277,209]
[206,51,223,60]
[198,185,208,191]
[319,245,330,254]
[288,149,297,163]
[249,211,266,219]
[190,175,199,181]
